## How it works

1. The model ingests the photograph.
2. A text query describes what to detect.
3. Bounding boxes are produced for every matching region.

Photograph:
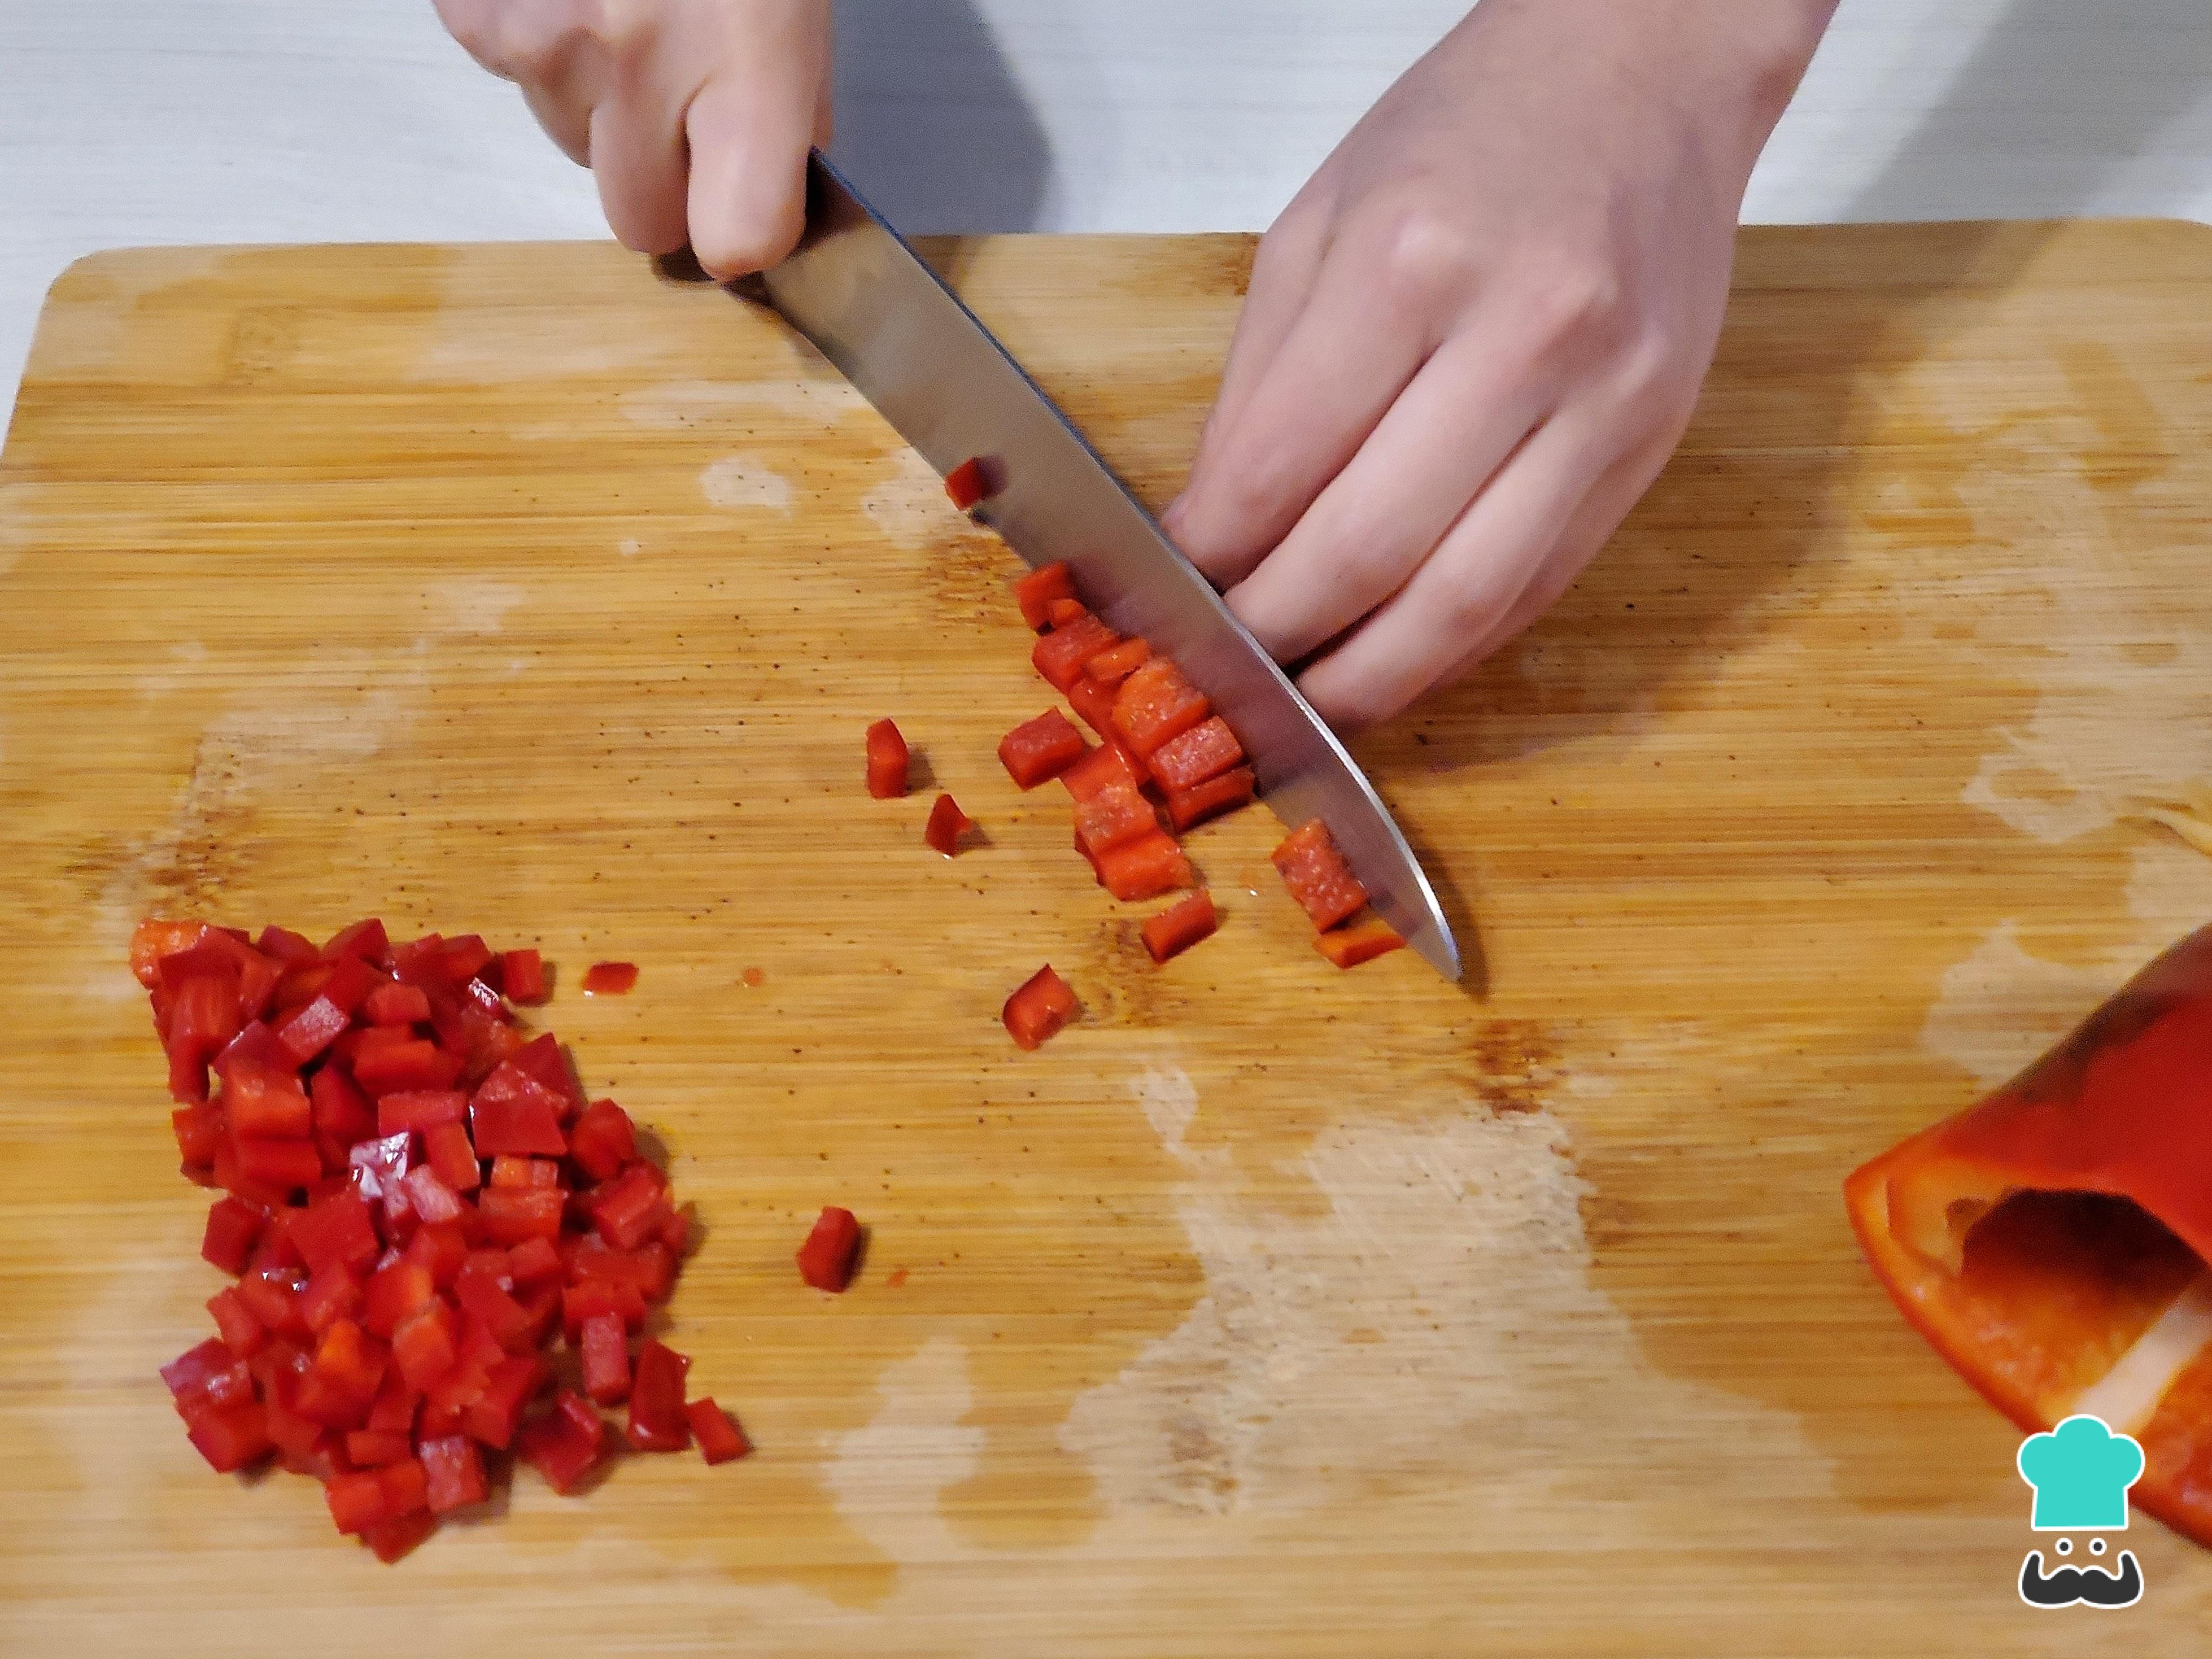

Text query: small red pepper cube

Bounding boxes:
[924,792,975,857]
[420,1434,488,1513]
[292,1186,379,1277]
[511,1032,586,1116]
[201,1197,267,1274]
[1066,672,1121,740]
[562,1278,648,1341]
[944,455,991,512]
[309,1066,376,1146]
[455,1251,534,1351]
[998,709,1089,789]
[1141,891,1220,964]
[274,994,351,1067]
[299,1260,366,1335]
[470,1076,567,1158]
[505,1234,562,1287]
[353,1040,463,1094]
[499,949,547,1003]
[1074,779,1159,857]
[579,961,638,997]
[1165,765,1256,831]
[1094,831,1196,903]
[207,1286,265,1357]
[400,1165,467,1226]
[625,1340,692,1451]
[1314,915,1407,968]
[163,1337,255,1414]
[323,917,391,963]
[581,1312,631,1404]
[1002,965,1079,1050]
[1013,560,1076,629]
[172,1101,224,1171]
[568,1098,638,1184]
[865,718,911,799]
[478,1186,565,1247]
[344,1429,415,1468]
[465,1354,548,1450]
[688,1398,751,1465]
[252,925,317,964]
[1059,742,1146,804]
[404,1221,471,1290]
[363,1259,439,1339]
[232,1134,323,1194]
[376,1089,468,1138]
[1112,658,1211,757]
[224,1064,313,1140]
[490,1155,559,1190]
[422,1119,481,1193]
[1031,613,1119,692]
[796,1205,864,1292]
[364,982,431,1027]
[589,1163,671,1251]
[325,1469,388,1535]
[1148,716,1245,794]
[392,1300,460,1390]
[516,1390,608,1494]
[1044,596,1088,628]
[234,1267,308,1339]
[1085,636,1152,684]
[185,1401,273,1474]
[1271,818,1369,932]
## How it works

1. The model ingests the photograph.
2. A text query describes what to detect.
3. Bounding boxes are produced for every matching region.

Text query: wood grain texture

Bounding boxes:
[3,222,2212,1653]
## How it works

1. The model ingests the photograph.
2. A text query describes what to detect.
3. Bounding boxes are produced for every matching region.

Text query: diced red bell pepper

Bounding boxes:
[479,1186,565,1247]
[419,1434,487,1513]
[164,971,243,1104]
[455,1250,530,1344]
[865,717,911,799]
[490,1156,558,1190]
[1040,596,1083,627]
[1141,891,1219,964]
[505,1234,562,1286]
[1095,831,1194,903]
[233,1134,324,1194]
[255,925,319,965]
[944,455,991,511]
[422,1119,481,1193]
[1002,966,1078,1051]
[464,1354,547,1449]
[581,1312,631,1404]
[307,1317,388,1411]
[924,792,975,857]
[589,1164,671,1251]
[1085,637,1151,684]
[299,1256,367,1334]
[364,982,431,1027]
[796,1205,863,1291]
[292,1186,379,1277]
[998,708,1088,789]
[1074,779,1159,857]
[323,918,391,964]
[362,1511,438,1564]
[568,1099,636,1183]
[163,1337,256,1416]
[1112,658,1210,757]
[1066,672,1121,740]
[1165,765,1256,832]
[376,1089,468,1138]
[571,1236,676,1299]
[1013,561,1076,630]
[1314,916,1406,968]
[658,1206,692,1258]
[1031,613,1119,693]
[580,961,638,997]
[688,1399,750,1465]
[325,1469,388,1535]
[517,1390,608,1494]
[172,1102,224,1172]
[202,1197,267,1274]
[347,1131,413,1206]
[403,1221,471,1289]
[364,1259,439,1339]
[366,1369,420,1436]
[345,1429,415,1468]
[1271,819,1369,932]
[392,1299,460,1390]
[130,918,208,988]
[207,1286,265,1357]
[626,1340,692,1451]
[309,1064,376,1147]
[353,1040,462,1095]
[378,1458,432,1527]
[1148,715,1245,793]
[401,1165,466,1226]
[186,1402,273,1474]
[499,949,546,1004]
[512,1032,587,1117]
[1059,741,1147,804]
[470,1077,567,1158]
[562,1278,649,1341]
[273,995,350,1066]
[223,1063,312,1141]
[235,1266,309,1339]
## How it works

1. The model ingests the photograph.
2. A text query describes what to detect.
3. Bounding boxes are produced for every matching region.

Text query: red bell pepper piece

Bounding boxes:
[944,455,991,511]
[207,1286,265,1356]
[796,1205,863,1291]
[568,1098,637,1183]
[1314,916,1406,968]
[300,1260,365,1338]
[172,1102,224,1172]
[1074,779,1159,857]
[588,1164,671,1251]
[422,1119,481,1192]
[1141,891,1219,964]
[163,1337,256,1416]
[345,1428,415,1467]
[512,1032,586,1116]
[1066,671,1121,740]
[404,1221,471,1289]
[499,949,546,1004]
[470,1073,567,1158]
[255,925,319,965]
[322,918,391,964]
[581,1312,631,1404]
[516,1390,608,1494]
[1002,966,1078,1051]
[401,1165,466,1226]
[1111,658,1210,757]
[223,1063,313,1141]
[997,708,1088,789]
[201,1197,267,1274]
[580,961,638,997]
[235,1266,309,1339]
[562,1278,649,1341]
[186,1402,272,1474]
[292,1187,379,1277]
[626,1340,692,1451]
[1031,612,1119,693]
[325,1469,388,1534]
[478,1186,565,1246]
[490,1156,559,1190]
[352,1040,462,1095]
[1846,925,2212,1547]
[419,1434,487,1513]
[455,1251,534,1351]
[464,1354,547,1449]
[233,1134,324,1194]
[374,1089,467,1139]
[1012,560,1076,629]
[309,1064,376,1145]
[865,717,911,799]
[1040,596,1084,627]
[274,995,351,1066]
[1094,831,1194,903]
[1059,742,1146,804]
[1270,819,1369,932]
[364,982,431,1027]
[363,1258,438,1339]
[1148,715,1245,794]
[1084,637,1151,684]
[687,1399,750,1465]
[1165,765,1256,832]
[130,918,208,988]
[392,1298,460,1390]
[505,1234,562,1286]
[924,792,975,857]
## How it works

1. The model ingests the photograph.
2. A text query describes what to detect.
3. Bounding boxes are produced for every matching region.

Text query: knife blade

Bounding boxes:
[757,152,1459,980]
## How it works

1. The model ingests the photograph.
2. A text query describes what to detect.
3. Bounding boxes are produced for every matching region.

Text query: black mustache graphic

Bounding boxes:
[2018,1549,2143,1609]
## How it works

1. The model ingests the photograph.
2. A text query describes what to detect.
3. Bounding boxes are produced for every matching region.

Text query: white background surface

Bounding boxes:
[2,0,2208,424]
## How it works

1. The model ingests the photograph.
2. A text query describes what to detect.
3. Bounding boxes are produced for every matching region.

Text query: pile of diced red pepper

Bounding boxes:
[136,917,747,1563]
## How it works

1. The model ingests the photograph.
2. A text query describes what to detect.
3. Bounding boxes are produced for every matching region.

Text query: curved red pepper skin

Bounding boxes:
[944,456,991,512]
[1031,614,1119,693]
[865,718,911,799]
[1148,717,1244,794]
[1012,561,1076,630]
[626,1341,692,1451]
[1141,892,1219,964]
[1165,765,1255,832]
[1270,820,1368,931]
[924,793,975,857]
[1847,925,2212,1547]
[1314,916,1404,968]
[1111,660,1209,757]
[998,710,1088,790]
[1002,967,1078,1050]
[796,1206,863,1291]
[688,1398,749,1465]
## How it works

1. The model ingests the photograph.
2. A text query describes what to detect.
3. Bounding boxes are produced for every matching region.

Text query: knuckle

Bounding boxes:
[1371,198,1484,316]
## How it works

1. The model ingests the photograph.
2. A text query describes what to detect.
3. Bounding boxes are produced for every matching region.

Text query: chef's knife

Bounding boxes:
[757,152,1459,980]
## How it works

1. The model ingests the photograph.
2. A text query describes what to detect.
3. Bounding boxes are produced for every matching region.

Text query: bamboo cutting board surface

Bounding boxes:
[3,221,2211,1654]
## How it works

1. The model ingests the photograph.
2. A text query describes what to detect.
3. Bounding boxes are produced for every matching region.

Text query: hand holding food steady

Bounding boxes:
[1166,0,1836,730]
[433,0,831,278]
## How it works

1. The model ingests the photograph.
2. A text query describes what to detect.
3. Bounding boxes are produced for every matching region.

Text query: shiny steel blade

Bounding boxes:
[758,152,1459,979]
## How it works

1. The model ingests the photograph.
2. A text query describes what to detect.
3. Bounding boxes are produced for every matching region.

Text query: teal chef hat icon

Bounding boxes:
[2017,1414,2145,1531]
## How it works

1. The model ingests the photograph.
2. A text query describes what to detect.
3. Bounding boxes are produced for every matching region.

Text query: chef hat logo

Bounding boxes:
[2016,1414,2145,1531]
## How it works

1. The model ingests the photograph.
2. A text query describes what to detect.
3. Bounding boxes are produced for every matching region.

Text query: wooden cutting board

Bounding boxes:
[3,220,2211,1654]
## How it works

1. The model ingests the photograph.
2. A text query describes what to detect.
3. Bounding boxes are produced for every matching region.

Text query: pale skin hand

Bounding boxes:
[1164,0,1838,730]
[434,0,832,278]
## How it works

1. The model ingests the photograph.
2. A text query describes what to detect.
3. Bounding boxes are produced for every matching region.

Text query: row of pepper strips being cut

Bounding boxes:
[862,557,1410,1049]
[135,917,863,1562]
